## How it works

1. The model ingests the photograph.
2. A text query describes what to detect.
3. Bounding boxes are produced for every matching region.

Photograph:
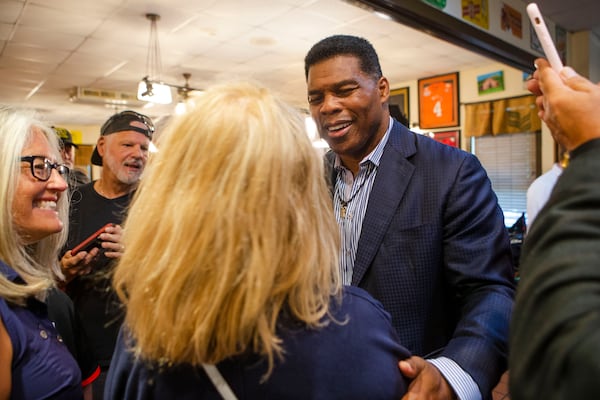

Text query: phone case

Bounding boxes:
[71,223,114,255]
[527,3,563,73]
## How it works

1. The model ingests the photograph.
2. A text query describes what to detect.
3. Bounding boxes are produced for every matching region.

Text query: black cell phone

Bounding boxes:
[71,223,114,255]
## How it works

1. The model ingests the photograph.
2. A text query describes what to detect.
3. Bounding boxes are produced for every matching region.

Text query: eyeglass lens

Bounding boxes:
[22,156,70,181]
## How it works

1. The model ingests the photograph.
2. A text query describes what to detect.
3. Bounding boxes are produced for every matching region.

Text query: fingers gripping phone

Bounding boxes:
[71,223,114,255]
[526,3,563,73]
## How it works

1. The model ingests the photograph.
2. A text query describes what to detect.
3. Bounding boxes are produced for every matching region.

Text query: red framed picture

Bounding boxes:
[418,72,460,129]
[430,130,460,148]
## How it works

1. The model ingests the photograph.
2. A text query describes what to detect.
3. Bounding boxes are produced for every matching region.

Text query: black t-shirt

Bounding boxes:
[47,288,99,383]
[63,182,133,367]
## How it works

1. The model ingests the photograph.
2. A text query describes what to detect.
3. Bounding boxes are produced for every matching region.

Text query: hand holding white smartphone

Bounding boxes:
[526,3,563,73]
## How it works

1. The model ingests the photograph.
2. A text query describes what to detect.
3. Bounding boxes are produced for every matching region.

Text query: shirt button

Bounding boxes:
[39,330,48,339]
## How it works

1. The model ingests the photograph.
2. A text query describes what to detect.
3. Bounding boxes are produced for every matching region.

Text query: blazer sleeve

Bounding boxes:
[440,150,515,397]
[358,127,515,399]
[509,139,600,400]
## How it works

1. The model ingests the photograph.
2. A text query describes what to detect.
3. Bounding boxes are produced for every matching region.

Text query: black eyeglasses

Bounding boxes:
[20,156,70,182]
[100,110,155,137]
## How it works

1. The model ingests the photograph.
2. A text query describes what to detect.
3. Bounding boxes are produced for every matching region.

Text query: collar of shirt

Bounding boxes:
[333,117,393,285]
[0,260,22,283]
[334,116,393,173]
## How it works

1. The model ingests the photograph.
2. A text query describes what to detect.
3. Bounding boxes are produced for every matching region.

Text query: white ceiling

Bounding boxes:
[0,0,596,128]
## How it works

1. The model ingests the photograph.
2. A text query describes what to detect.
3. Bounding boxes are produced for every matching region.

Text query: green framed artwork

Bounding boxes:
[477,70,505,95]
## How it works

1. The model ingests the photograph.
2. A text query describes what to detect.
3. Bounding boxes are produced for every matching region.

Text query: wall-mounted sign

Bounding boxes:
[461,0,489,30]
[500,3,522,39]
[422,0,447,9]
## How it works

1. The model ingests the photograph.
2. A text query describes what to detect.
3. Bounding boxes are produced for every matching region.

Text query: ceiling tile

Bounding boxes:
[6,0,591,127]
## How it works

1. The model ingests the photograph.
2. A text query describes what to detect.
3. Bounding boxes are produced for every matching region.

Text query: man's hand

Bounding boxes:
[98,223,124,259]
[399,356,457,400]
[59,224,124,285]
[528,58,600,152]
[60,247,100,284]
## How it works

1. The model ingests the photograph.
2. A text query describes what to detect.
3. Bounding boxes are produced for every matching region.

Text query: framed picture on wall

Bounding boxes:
[418,72,459,129]
[389,86,410,125]
[430,130,460,148]
[477,70,505,95]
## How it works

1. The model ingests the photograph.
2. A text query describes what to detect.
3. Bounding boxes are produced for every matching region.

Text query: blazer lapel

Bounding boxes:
[351,122,416,285]
[324,150,337,197]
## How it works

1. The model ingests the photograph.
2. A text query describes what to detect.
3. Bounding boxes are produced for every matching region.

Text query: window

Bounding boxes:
[471,132,539,227]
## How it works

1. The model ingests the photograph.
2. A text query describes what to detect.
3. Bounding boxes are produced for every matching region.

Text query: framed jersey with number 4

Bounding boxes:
[418,72,459,129]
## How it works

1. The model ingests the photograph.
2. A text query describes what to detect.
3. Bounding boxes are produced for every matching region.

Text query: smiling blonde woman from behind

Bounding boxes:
[104,81,410,399]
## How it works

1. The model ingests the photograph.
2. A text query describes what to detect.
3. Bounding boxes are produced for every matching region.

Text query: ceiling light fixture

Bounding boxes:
[137,13,172,104]
[137,14,203,107]
[175,72,192,115]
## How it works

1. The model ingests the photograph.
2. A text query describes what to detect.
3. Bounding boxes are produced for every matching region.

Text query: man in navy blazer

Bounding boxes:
[305,35,515,400]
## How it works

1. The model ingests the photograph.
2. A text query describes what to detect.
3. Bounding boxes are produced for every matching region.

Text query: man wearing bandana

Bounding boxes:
[59,110,154,399]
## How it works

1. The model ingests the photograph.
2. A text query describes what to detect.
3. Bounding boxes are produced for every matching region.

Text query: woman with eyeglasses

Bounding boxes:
[0,105,83,399]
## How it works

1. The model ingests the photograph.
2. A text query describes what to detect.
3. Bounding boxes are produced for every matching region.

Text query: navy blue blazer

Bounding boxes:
[327,120,515,398]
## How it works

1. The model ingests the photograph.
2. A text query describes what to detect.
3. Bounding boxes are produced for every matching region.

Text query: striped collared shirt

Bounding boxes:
[333,117,392,285]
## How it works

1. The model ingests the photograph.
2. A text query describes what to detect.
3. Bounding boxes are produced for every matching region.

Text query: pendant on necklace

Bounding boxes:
[340,202,347,218]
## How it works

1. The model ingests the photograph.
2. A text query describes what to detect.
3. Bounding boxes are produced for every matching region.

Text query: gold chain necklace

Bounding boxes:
[337,176,369,219]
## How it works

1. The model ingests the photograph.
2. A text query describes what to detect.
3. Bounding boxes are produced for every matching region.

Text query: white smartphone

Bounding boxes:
[526,3,563,73]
